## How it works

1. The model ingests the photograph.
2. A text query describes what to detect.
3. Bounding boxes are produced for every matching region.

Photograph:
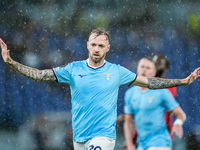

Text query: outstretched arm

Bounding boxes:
[132,68,200,89]
[0,38,56,81]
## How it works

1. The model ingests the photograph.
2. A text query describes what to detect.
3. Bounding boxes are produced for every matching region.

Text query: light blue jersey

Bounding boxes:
[53,60,136,142]
[124,86,179,150]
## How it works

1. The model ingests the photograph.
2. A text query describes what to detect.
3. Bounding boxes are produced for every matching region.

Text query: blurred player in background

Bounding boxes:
[1,28,200,150]
[117,55,177,148]
[123,57,186,150]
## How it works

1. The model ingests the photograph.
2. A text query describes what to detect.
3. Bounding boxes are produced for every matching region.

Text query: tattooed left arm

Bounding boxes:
[132,67,200,89]
[147,78,183,89]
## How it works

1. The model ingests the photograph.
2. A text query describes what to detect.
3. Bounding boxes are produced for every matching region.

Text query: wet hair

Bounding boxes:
[153,55,170,77]
[88,28,110,43]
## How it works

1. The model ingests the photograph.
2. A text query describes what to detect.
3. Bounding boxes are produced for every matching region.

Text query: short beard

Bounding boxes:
[90,53,106,64]
[91,57,103,63]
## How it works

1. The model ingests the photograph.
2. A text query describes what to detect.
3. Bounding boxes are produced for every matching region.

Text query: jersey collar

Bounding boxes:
[86,59,106,70]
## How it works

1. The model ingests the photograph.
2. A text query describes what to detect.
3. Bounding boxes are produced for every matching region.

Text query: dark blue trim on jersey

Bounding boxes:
[86,62,106,70]
[128,75,138,86]
[52,69,58,83]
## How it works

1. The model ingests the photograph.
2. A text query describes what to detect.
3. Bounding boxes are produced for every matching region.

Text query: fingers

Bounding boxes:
[197,67,200,77]
[177,131,183,139]
[172,125,183,139]
[187,68,200,84]
[0,38,4,45]
[176,128,183,139]
[193,68,200,80]
[0,38,7,49]
[7,50,10,56]
[0,39,2,49]
[173,130,182,139]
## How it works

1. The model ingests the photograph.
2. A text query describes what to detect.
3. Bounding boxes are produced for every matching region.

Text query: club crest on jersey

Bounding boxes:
[102,73,113,81]
[148,97,154,103]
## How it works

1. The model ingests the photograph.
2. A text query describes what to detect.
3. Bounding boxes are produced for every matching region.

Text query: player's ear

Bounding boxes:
[87,41,89,49]
[107,44,110,52]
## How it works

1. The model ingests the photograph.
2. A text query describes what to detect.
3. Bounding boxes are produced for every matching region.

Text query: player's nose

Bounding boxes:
[94,46,100,52]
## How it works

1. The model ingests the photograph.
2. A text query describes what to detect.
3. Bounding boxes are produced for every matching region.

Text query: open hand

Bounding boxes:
[182,67,200,85]
[0,38,12,64]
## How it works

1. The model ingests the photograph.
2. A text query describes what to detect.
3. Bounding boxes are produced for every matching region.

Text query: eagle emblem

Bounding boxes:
[102,73,113,81]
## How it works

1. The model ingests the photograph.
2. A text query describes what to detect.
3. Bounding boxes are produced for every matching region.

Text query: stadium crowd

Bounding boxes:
[0,0,200,149]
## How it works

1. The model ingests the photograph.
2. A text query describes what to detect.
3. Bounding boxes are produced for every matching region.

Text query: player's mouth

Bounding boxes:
[142,73,146,77]
[93,54,100,59]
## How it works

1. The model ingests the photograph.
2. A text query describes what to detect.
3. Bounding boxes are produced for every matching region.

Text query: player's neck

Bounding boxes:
[139,87,149,92]
[87,58,105,69]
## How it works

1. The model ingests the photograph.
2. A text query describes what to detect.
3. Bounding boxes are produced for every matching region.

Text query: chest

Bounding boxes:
[70,69,119,92]
[130,91,164,111]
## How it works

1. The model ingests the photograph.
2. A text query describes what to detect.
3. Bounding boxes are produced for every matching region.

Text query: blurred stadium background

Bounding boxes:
[0,0,200,150]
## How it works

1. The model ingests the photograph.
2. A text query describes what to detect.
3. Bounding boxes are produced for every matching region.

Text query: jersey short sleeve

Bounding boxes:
[53,63,72,84]
[118,65,137,86]
[162,89,179,111]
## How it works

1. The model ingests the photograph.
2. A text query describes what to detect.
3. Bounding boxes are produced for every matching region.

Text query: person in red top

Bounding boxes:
[153,55,177,138]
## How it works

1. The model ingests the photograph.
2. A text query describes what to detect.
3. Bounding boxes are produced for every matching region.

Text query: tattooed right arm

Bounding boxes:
[131,68,200,89]
[8,59,56,81]
[0,39,56,81]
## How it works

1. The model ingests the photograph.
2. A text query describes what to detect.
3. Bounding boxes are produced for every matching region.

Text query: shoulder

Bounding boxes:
[152,88,170,94]
[124,86,138,101]
[126,86,137,94]
[105,61,124,68]
[105,61,132,72]
[105,61,118,68]
[67,60,86,68]
[54,60,85,71]
[162,88,173,95]
[71,60,85,65]
[148,89,170,97]
[103,61,122,72]
[154,89,175,100]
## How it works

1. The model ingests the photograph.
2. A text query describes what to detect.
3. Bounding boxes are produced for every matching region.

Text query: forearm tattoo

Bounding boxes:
[9,60,56,81]
[147,77,183,89]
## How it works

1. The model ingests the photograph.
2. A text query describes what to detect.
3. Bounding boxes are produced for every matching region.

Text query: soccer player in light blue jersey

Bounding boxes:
[1,28,200,150]
[124,57,186,150]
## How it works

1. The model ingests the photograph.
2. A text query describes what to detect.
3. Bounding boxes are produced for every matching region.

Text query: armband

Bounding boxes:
[174,119,183,126]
